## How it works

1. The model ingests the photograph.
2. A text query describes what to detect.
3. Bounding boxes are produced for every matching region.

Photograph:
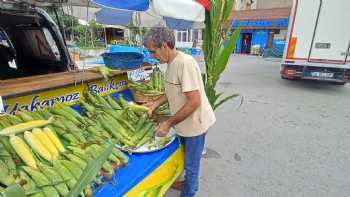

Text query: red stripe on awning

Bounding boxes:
[197,0,210,11]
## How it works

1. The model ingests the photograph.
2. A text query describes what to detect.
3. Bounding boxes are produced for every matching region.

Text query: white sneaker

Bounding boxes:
[202,147,207,157]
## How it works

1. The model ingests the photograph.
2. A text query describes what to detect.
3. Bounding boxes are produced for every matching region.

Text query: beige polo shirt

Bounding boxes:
[165,52,216,137]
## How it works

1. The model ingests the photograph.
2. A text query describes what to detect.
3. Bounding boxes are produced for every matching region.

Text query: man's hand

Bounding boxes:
[155,121,172,137]
[142,95,168,116]
[143,101,158,116]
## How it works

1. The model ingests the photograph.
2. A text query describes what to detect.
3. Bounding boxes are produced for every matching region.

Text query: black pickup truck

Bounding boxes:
[0,0,72,80]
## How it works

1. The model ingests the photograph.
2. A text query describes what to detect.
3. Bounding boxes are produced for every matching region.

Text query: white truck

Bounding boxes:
[281,0,350,85]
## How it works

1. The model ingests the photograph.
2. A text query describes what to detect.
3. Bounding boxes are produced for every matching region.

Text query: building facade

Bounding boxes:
[229,0,292,54]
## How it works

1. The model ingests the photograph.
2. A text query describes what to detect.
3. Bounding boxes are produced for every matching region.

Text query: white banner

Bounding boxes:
[127,68,149,81]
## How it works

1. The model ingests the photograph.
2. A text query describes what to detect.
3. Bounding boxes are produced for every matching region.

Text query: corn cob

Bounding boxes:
[37,108,53,120]
[17,111,35,122]
[55,102,86,123]
[22,166,50,187]
[5,114,23,125]
[96,94,113,109]
[42,186,60,197]
[32,128,59,159]
[0,147,16,174]
[48,107,81,126]
[131,122,154,145]
[0,136,17,159]
[52,160,77,189]
[62,133,79,143]
[136,135,152,149]
[108,153,121,166]
[65,153,87,169]
[27,111,44,120]
[19,171,38,195]
[10,135,37,168]
[116,117,136,133]
[118,95,129,109]
[86,126,104,138]
[42,127,65,153]
[24,131,53,162]
[79,100,95,117]
[39,164,69,196]
[28,192,46,197]
[56,117,87,142]
[103,114,132,140]
[0,116,12,127]
[129,103,150,113]
[59,160,83,180]
[102,161,114,174]
[0,159,15,186]
[85,145,102,159]
[106,95,122,110]
[84,186,93,197]
[72,151,92,163]
[32,110,46,120]
[112,148,129,164]
[98,115,134,147]
[135,115,147,132]
[0,117,54,136]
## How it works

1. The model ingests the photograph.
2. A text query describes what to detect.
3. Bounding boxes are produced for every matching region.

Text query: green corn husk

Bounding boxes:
[0,159,15,186]
[52,160,77,189]
[42,186,60,197]
[1,183,26,197]
[21,166,50,188]
[65,154,87,169]
[65,143,113,197]
[39,164,69,196]
[59,160,83,180]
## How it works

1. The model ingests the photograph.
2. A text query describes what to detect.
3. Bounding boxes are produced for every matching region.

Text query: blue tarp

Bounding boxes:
[165,17,194,30]
[87,45,159,66]
[93,0,149,11]
[96,8,132,26]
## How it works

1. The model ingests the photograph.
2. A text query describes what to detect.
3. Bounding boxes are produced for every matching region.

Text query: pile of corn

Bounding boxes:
[128,67,165,95]
[0,92,169,196]
[0,100,129,196]
[81,93,164,151]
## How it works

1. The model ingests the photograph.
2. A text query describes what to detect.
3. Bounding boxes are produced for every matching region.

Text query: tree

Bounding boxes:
[202,0,241,110]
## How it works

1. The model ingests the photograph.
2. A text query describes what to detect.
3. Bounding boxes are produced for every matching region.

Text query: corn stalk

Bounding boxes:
[203,0,241,110]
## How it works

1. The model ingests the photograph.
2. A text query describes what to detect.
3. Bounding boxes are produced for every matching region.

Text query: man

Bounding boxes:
[143,27,216,197]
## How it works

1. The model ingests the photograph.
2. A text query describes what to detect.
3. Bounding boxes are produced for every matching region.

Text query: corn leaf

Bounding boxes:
[0,184,25,197]
[66,142,114,197]
[213,28,241,84]
[214,94,240,110]
[222,0,234,23]
[203,0,241,110]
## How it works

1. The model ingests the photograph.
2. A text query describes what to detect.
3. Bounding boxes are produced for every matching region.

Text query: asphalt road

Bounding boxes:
[166,55,350,197]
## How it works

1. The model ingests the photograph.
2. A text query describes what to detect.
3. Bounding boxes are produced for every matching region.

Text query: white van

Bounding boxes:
[281,0,350,85]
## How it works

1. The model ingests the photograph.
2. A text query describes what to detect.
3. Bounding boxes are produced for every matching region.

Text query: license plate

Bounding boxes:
[310,72,334,78]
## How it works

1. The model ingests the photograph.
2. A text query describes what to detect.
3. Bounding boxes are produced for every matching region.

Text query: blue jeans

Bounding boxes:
[179,133,206,197]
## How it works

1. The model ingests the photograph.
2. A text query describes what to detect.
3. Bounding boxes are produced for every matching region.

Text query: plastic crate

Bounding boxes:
[101,52,144,70]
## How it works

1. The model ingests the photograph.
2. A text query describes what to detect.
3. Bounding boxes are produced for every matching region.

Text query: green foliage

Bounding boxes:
[203,0,241,110]
[44,8,104,48]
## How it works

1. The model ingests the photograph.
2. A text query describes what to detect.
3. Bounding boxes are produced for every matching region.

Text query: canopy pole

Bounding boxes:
[104,27,107,47]
[85,0,90,47]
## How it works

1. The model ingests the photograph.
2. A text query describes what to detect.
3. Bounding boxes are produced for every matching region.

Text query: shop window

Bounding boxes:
[181,31,187,42]
[177,31,182,42]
